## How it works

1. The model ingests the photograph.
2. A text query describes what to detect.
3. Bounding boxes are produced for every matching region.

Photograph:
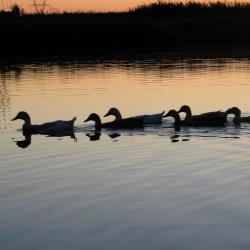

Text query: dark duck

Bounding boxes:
[84,113,144,131]
[178,105,227,124]
[164,109,226,127]
[227,107,250,123]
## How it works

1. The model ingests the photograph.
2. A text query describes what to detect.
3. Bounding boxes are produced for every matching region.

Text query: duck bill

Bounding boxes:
[163,112,171,118]
[84,118,90,122]
[11,116,18,121]
[103,112,110,117]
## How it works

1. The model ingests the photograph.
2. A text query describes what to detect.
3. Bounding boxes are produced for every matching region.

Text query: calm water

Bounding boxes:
[1,53,250,250]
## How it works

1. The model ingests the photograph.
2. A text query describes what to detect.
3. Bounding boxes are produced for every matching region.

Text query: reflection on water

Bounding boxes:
[1,53,250,250]
[13,133,32,148]
[12,130,77,149]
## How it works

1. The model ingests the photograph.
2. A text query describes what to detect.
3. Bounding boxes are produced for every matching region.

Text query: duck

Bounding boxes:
[84,113,144,131]
[178,105,227,123]
[12,111,76,133]
[104,107,164,124]
[226,107,250,123]
[163,109,226,127]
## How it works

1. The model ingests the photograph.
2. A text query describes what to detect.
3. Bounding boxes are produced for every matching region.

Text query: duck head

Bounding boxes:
[12,111,31,127]
[226,107,241,122]
[84,113,102,131]
[163,110,181,126]
[104,107,122,120]
[178,105,192,121]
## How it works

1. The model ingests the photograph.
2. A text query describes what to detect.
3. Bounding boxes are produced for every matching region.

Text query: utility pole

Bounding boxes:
[32,0,48,14]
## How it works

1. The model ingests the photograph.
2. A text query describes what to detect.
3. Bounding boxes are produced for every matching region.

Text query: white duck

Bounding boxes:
[104,107,164,125]
[12,111,76,133]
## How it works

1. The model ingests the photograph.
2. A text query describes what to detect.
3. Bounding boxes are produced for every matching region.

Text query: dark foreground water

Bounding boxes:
[1,53,250,250]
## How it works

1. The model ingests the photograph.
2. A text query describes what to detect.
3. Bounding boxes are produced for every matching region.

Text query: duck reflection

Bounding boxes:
[86,132,101,141]
[108,133,121,139]
[14,133,32,148]
[14,130,77,149]
[85,132,121,141]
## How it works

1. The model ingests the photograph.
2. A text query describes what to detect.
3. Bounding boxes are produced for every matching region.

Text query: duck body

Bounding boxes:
[178,105,227,123]
[164,110,225,127]
[85,113,144,131]
[12,111,76,133]
[104,107,164,125]
[227,107,250,123]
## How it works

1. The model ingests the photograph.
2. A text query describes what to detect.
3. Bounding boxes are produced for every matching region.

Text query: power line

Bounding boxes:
[32,0,49,13]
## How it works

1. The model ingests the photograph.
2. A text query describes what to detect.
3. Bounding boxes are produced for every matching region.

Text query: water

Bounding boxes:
[1,53,250,250]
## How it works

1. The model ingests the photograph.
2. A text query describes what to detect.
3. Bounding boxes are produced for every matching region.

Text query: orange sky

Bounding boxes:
[2,0,155,12]
[2,0,250,12]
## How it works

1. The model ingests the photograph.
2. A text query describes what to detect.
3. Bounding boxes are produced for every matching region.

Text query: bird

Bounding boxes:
[226,107,250,123]
[163,109,226,127]
[104,107,164,124]
[12,111,76,133]
[178,105,227,123]
[84,113,144,131]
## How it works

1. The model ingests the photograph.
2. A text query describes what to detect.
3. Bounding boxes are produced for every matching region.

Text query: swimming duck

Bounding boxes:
[178,105,227,123]
[84,113,144,131]
[12,111,76,133]
[226,107,250,123]
[163,109,225,127]
[104,107,164,124]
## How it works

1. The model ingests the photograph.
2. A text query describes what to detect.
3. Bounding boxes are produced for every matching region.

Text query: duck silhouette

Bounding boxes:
[164,109,226,127]
[178,105,227,123]
[104,107,164,124]
[227,107,250,123]
[84,113,144,131]
[12,111,76,133]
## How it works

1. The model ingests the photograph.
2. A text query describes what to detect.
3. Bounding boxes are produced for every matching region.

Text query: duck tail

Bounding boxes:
[161,111,165,116]
[72,116,77,123]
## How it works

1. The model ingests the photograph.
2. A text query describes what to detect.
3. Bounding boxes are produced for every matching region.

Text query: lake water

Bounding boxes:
[1,53,250,250]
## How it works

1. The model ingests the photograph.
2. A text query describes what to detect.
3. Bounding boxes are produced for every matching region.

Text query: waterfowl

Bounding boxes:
[84,113,143,131]
[12,111,76,133]
[227,107,250,123]
[104,107,164,124]
[178,105,227,123]
[163,109,225,127]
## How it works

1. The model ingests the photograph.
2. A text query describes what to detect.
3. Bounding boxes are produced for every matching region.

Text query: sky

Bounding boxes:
[1,0,250,12]
[1,0,156,12]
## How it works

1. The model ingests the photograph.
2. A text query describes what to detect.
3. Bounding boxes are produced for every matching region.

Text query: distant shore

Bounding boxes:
[1,1,250,57]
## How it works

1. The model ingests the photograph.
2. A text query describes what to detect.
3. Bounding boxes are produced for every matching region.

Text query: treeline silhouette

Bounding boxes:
[1,1,250,57]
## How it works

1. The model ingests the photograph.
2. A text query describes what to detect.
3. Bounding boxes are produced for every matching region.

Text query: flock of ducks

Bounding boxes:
[11,105,250,134]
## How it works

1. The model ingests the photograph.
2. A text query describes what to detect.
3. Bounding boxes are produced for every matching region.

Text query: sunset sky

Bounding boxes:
[1,0,250,12]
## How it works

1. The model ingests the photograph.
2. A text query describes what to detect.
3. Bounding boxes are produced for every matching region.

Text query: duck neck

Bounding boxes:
[184,107,192,121]
[170,111,181,126]
[94,116,102,131]
[114,110,122,120]
[233,109,241,122]
[23,116,32,130]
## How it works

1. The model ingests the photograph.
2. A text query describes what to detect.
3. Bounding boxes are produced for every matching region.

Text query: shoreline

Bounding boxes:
[1,2,250,58]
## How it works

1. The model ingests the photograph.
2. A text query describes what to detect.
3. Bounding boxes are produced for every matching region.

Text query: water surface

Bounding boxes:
[1,53,250,250]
